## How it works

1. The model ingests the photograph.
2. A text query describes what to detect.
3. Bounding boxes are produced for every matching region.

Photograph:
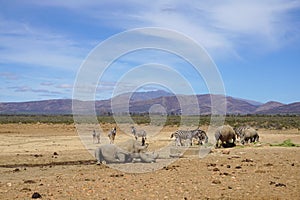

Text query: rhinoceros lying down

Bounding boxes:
[95,139,158,164]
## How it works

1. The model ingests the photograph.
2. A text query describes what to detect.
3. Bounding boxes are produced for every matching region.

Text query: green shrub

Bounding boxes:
[270,139,299,147]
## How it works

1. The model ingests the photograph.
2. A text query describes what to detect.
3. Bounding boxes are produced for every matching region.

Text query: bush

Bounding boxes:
[270,139,299,147]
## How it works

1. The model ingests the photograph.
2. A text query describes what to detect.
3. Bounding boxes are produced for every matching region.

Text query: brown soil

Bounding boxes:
[0,123,299,200]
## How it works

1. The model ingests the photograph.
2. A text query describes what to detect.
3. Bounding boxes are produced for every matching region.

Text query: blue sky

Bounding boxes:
[0,0,300,104]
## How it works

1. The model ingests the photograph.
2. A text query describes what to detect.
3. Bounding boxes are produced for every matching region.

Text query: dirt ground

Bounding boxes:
[0,123,299,200]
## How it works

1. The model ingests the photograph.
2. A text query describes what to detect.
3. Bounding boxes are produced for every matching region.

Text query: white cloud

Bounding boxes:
[6,0,299,61]
[205,0,300,49]
[56,84,73,89]
[29,0,300,59]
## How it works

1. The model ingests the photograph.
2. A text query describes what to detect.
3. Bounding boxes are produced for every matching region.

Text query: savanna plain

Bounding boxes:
[0,115,299,200]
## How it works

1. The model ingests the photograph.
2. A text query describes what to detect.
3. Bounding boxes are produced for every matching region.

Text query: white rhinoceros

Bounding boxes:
[95,139,158,164]
[215,125,236,148]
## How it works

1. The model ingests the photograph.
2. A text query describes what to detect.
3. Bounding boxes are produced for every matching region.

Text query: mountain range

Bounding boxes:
[0,90,299,115]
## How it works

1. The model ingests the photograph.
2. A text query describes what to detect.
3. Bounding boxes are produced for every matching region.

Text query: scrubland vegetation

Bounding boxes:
[0,114,299,130]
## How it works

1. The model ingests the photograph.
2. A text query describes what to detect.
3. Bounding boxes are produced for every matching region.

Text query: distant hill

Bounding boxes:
[254,101,284,113]
[0,99,73,115]
[0,90,299,115]
[255,102,300,115]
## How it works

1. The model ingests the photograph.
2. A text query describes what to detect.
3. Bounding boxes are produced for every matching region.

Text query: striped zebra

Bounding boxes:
[108,127,117,144]
[198,130,208,145]
[170,128,208,146]
[92,130,100,144]
[131,126,147,140]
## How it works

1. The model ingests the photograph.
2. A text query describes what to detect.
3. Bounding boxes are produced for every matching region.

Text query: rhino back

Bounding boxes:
[216,125,235,142]
[118,139,147,154]
[244,128,258,137]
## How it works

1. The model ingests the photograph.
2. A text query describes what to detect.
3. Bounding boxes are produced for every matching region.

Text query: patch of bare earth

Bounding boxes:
[0,124,299,199]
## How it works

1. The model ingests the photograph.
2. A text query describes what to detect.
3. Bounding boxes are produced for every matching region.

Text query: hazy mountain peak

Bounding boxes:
[255,101,285,113]
[0,91,299,115]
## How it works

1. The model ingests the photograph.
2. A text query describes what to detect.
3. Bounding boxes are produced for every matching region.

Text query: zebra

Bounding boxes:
[197,129,208,145]
[131,126,147,141]
[108,127,117,144]
[170,128,208,146]
[92,130,100,144]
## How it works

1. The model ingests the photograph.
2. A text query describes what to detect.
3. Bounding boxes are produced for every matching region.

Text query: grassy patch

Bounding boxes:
[270,139,300,147]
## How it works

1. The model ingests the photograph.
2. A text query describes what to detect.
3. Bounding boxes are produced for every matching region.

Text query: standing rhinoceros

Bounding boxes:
[237,126,259,144]
[95,139,158,164]
[215,125,236,148]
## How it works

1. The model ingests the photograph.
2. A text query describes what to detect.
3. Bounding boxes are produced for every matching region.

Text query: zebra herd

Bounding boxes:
[92,124,259,148]
[92,126,147,145]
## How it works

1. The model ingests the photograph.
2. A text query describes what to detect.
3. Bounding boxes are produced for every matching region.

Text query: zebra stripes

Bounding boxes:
[108,127,117,144]
[171,128,208,146]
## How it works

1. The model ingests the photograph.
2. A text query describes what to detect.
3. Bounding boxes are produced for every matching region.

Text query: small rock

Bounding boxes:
[220,172,230,176]
[235,165,242,169]
[207,163,216,167]
[269,181,276,185]
[24,180,36,184]
[270,181,286,187]
[275,183,286,187]
[53,152,58,156]
[221,149,230,155]
[264,163,273,167]
[242,159,253,162]
[212,180,221,184]
[13,168,20,172]
[213,168,220,171]
[226,165,231,168]
[32,192,42,199]
[110,174,124,177]
[228,186,233,189]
